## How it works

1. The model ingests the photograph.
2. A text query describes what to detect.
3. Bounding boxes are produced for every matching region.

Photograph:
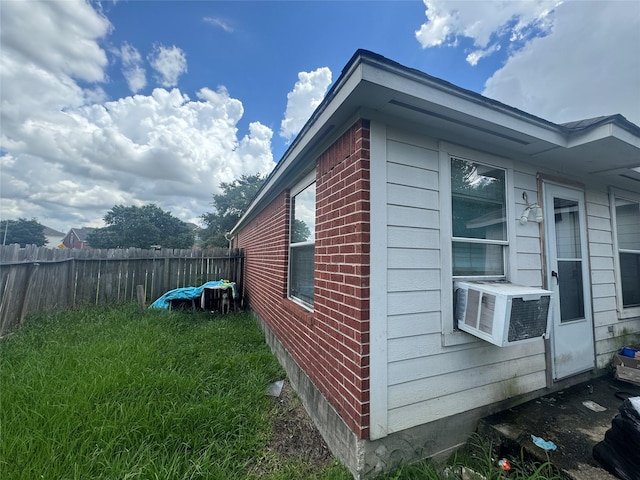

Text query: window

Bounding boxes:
[289,180,315,308]
[613,194,640,309]
[451,158,507,278]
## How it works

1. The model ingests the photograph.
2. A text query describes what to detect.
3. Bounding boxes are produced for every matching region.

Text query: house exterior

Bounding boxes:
[230,50,640,478]
[43,226,65,248]
[61,227,95,249]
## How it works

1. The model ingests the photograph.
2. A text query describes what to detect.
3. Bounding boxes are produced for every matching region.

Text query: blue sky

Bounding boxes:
[101,0,510,158]
[1,0,639,235]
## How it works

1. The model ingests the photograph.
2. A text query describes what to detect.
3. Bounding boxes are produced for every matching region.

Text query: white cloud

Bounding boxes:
[1,86,274,230]
[203,16,234,33]
[0,0,110,82]
[120,43,146,93]
[414,0,640,126]
[149,45,187,87]
[280,67,332,142]
[483,1,640,125]
[0,1,274,232]
[466,43,501,66]
[415,0,561,60]
[0,0,110,137]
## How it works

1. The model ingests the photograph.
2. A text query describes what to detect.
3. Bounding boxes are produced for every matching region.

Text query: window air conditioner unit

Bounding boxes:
[454,281,553,347]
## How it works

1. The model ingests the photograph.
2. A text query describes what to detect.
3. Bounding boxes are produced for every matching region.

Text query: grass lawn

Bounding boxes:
[1,304,562,480]
[0,304,349,480]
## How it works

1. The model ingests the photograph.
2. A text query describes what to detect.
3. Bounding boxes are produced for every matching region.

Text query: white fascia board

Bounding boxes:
[567,122,640,150]
[359,59,568,147]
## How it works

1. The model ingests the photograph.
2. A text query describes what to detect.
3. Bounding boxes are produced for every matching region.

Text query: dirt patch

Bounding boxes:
[269,380,333,465]
[247,380,334,477]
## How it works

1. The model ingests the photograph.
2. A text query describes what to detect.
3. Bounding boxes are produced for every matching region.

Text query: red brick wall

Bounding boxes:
[236,119,371,438]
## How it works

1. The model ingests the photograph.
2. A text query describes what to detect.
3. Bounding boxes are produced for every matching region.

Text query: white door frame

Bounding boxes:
[542,181,595,380]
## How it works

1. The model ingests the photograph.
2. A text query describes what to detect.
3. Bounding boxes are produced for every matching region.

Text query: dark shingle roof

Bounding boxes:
[561,114,640,136]
[71,227,96,242]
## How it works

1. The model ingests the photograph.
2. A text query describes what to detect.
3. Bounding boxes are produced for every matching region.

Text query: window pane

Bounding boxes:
[452,241,504,276]
[557,260,584,322]
[451,158,506,278]
[292,183,315,243]
[616,199,640,250]
[451,158,506,241]
[615,199,640,308]
[290,244,315,307]
[620,252,640,307]
[554,198,581,258]
[290,181,315,308]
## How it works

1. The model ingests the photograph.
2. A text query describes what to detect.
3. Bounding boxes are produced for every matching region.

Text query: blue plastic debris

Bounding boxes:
[531,434,557,451]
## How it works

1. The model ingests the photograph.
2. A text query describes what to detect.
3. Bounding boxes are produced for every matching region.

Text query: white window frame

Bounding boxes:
[609,186,640,319]
[439,143,516,345]
[450,157,509,279]
[288,171,316,310]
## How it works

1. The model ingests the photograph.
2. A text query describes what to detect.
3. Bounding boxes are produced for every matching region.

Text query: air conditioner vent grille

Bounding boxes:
[508,296,551,342]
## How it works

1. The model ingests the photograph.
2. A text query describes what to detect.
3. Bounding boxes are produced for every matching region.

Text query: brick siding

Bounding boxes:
[236,119,371,438]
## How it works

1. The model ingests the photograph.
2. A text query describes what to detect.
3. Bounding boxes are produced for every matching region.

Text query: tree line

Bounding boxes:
[1,174,265,249]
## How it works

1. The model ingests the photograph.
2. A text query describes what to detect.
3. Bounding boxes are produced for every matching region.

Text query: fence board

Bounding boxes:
[0,246,244,335]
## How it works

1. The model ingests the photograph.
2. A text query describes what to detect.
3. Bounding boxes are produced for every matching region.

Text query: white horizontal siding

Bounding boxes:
[382,136,549,435]
[388,371,546,433]
[512,168,544,287]
[388,339,544,385]
[388,353,546,409]
[388,312,441,339]
[585,189,618,366]
[388,226,439,249]
[387,205,439,228]
[388,290,440,316]
[388,268,440,292]
[377,129,636,438]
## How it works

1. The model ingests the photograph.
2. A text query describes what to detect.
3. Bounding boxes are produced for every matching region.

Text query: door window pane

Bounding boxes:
[558,260,585,322]
[554,198,581,258]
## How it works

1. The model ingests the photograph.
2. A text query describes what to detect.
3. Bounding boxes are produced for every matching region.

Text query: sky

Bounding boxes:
[1,0,639,235]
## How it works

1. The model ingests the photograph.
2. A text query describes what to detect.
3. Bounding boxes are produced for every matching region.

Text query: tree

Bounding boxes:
[201,174,265,247]
[86,204,194,249]
[0,218,47,247]
[291,218,311,243]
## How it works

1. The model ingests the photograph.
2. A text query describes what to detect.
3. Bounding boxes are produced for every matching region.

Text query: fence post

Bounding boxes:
[18,262,40,326]
[136,285,145,313]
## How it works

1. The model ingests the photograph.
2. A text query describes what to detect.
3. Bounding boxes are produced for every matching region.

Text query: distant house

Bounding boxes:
[230,50,640,478]
[62,227,95,249]
[42,226,65,248]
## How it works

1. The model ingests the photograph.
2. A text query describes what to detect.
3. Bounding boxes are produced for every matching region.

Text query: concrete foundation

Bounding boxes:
[256,312,504,478]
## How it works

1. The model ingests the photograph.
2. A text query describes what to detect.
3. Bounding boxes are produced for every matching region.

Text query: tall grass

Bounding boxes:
[1,304,561,480]
[1,304,348,479]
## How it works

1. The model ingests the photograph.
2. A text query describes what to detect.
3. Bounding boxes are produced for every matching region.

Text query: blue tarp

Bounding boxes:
[149,280,237,310]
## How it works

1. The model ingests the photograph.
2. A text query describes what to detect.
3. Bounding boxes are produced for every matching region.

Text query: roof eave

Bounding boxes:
[230,50,640,237]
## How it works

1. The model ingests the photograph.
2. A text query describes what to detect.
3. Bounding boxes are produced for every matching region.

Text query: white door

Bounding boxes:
[543,183,595,380]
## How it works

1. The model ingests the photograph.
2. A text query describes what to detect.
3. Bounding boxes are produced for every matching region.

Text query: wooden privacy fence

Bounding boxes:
[0,245,244,335]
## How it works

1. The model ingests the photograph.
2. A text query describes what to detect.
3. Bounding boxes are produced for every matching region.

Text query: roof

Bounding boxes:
[561,114,640,137]
[68,227,96,242]
[43,226,65,236]
[231,49,640,236]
